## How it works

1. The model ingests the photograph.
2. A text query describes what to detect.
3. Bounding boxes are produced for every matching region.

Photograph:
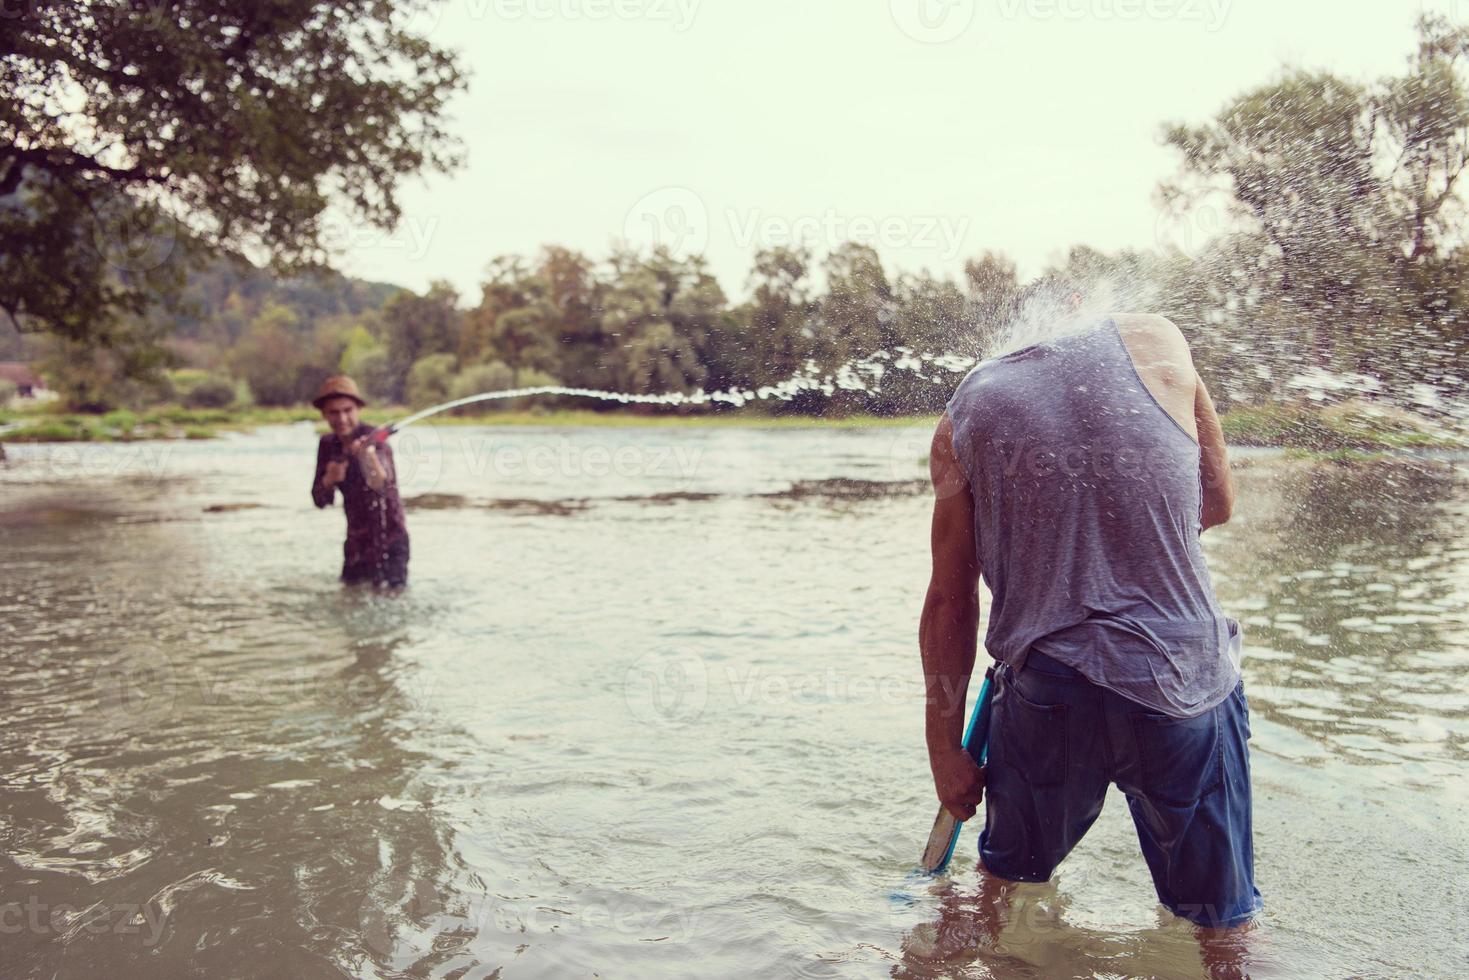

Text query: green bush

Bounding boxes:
[7,419,90,442]
[182,375,238,409]
[512,368,564,413]
[449,360,515,413]
[100,409,139,437]
[405,353,457,409]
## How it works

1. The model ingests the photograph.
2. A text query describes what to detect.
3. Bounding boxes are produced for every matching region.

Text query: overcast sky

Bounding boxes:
[332,0,1458,300]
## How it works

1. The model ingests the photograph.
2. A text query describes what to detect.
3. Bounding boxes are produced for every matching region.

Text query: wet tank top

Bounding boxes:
[945,318,1241,718]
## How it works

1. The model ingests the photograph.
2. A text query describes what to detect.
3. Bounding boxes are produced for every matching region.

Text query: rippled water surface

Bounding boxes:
[1,424,1466,978]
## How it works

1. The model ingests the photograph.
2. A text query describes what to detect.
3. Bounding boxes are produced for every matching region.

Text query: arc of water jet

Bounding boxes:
[365,350,983,445]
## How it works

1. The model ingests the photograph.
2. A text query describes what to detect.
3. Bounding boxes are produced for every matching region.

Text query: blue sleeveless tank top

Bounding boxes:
[945,318,1241,717]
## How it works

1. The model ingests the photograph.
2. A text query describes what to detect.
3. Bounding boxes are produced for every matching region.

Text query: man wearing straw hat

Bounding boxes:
[310,375,410,591]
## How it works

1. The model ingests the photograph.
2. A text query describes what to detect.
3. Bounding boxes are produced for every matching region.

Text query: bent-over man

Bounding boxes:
[920,312,1259,942]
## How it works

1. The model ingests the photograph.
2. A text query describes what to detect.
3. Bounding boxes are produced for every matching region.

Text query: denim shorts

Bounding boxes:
[977,650,1263,928]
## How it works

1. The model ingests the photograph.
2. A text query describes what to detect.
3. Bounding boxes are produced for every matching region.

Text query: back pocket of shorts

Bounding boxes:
[996,681,1068,788]
[1130,709,1222,806]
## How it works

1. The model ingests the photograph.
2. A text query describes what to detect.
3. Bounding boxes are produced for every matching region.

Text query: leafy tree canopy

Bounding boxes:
[1,0,464,339]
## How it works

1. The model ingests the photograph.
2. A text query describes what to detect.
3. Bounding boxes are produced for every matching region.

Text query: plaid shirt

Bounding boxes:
[311,424,409,568]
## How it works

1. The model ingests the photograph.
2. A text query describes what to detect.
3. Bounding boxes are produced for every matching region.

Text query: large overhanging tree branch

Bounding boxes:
[0,0,465,341]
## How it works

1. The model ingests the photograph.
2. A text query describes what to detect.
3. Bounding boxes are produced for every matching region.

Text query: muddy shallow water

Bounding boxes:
[1,424,1465,978]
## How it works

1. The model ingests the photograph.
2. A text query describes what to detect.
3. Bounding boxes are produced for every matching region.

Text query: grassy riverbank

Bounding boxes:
[1,399,1461,450]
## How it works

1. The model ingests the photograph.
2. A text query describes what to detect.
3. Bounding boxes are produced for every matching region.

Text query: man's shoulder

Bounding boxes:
[1113,312,1193,364]
[1113,311,1182,335]
[1112,312,1189,347]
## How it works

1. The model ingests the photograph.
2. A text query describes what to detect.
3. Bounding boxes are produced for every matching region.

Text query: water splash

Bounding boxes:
[386,350,984,431]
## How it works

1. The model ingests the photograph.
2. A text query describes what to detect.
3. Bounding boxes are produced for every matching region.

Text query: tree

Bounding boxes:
[806,243,894,414]
[1162,14,1469,387]
[601,248,723,397]
[450,360,516,409]
[814,242,893,367]
[880,272,970,414]
[382,281,461,401]
[1,0,464,347]
[231,304,302,405]
[40,315,173,411]
[339,322,395,402]
[962,250,1020,352]
[536,246,607,387]
[405,352,456,409]
[717,245,816,392]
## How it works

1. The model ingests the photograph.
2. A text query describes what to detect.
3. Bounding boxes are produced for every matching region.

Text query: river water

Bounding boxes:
[0,423,1465,978]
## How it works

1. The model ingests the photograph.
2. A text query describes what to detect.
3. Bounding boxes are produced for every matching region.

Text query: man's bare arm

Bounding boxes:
[345,436,391,493]
[920,413,986,821]
[360,446,387,492]
[1195,376,1233,529]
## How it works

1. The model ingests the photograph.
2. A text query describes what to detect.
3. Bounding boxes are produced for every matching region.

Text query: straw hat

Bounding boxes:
[311,375,367,409]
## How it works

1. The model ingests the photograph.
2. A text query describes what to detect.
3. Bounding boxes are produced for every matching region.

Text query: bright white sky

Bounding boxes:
[333,0,1459,300]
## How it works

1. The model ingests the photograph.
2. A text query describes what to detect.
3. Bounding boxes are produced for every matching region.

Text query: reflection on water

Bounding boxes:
[0,428,1465,978]
[1208,457,1469,776]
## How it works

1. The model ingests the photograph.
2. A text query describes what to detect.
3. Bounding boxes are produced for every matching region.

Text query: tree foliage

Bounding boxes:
[1161,14,1469,395]
[0,0,464,339]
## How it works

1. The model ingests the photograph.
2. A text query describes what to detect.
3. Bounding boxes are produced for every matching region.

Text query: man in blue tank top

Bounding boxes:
[920,309,1262,939]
